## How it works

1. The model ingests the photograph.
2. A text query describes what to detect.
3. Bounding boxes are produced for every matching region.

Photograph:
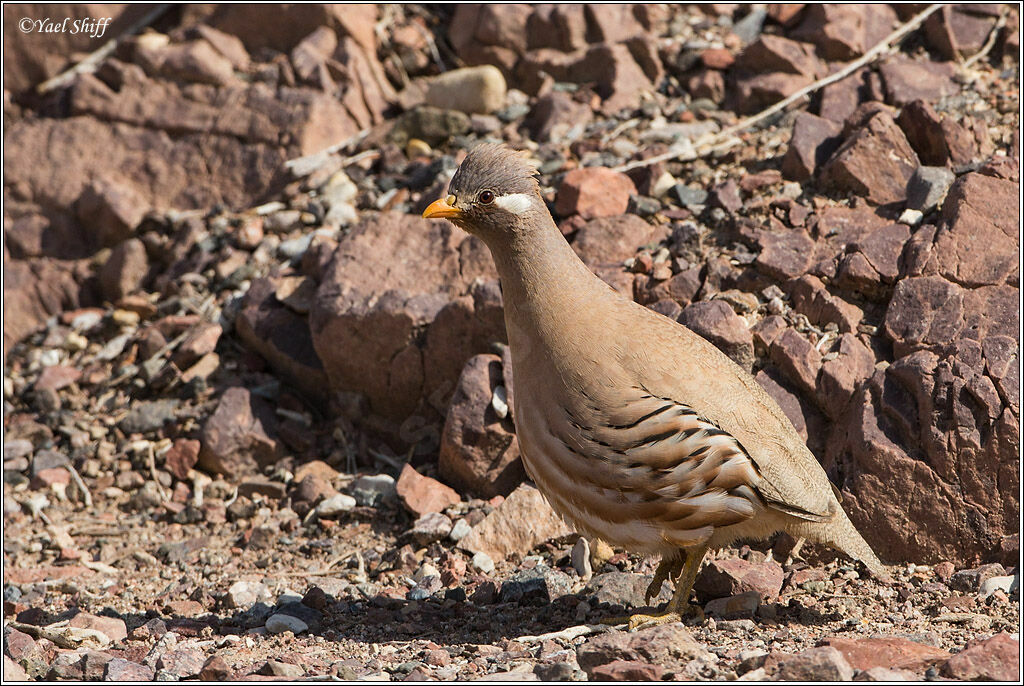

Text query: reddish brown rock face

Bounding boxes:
[439,354,524,498]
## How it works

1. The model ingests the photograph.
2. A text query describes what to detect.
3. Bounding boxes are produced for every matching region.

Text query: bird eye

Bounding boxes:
[478,190,495,204]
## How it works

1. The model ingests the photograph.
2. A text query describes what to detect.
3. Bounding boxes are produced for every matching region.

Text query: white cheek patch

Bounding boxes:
[493,193,535,215]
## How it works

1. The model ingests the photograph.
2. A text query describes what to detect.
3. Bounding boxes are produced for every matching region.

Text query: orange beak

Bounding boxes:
[422,195,462,219]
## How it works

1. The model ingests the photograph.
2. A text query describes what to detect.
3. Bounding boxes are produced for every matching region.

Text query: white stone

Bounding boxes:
[265,613,308,634]
[425,65,507,114]
[448,518,472,542]
[472,551,495,575]
[978,575,1015,599]
[490,385,509,418]
[316,493,357,518]
[570,538,592,580]
[898,208,924,227]
[226,580,271,609]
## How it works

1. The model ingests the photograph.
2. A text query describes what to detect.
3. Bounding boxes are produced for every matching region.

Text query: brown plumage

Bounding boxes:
[424,143,889,626]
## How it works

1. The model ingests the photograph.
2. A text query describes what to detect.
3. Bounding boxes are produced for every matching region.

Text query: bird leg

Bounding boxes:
[785,537,806,566]
[601,544,709,631]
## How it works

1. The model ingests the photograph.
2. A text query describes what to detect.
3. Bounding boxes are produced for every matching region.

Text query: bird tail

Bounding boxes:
[818,509,891,582]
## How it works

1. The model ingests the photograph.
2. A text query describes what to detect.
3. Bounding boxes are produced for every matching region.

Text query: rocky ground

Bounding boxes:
[3,3,1020,682]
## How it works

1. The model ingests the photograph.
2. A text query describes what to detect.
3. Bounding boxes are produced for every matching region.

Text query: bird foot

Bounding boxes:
[601,603,703,632]
[627,610,681,631]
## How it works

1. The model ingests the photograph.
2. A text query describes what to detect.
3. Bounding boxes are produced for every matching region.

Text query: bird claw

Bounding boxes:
[628,611,681,632]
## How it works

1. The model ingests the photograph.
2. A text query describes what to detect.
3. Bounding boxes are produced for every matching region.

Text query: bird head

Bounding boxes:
[422,143,545,239]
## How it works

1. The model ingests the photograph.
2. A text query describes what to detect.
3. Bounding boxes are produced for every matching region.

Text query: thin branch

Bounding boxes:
[36,5,173,94]
[64,464,93,508]
[614,3,946,173]
[284,128,372,175]
[963,7,1008,69]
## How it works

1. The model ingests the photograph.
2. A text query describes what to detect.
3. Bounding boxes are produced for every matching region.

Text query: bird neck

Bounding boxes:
[486,214,616,367]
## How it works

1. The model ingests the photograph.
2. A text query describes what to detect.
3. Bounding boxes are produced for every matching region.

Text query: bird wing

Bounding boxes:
[544,387,802,549]
[560,383,833,537]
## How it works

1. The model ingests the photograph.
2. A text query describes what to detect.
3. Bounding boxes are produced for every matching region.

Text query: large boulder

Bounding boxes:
[828,342,1019,566]
[309,212,503,422]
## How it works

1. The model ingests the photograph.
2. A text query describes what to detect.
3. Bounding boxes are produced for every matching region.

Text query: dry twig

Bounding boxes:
[36,5,173,94]
[614,4,945,173]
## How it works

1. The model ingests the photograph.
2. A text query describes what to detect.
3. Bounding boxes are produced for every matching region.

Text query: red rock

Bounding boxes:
[76,179,149,247]
[788,275,863,333]
[701,48,735,70]
[883,276,964,354]
[781,112,842,182]
[289,27,337,82]
[526,91,593,143]
[30,467,71,490]
[164,438,200,481]
[571,214,666,267]
[584,4,647,44]
[294,474,336,505]
[198,386,281,478]
[99,238,149,302]
[567,43,659,114]
[769,328,821,396]
[879,57,957,107]
[395,464,460,516]
[709,179,743,214]
[156,646,207,678]
[696,557,784,601]
[933,561,956,581]
[772,646,854,681]
[941,632,1019,681]
[34,365,82,393]
[310,213,499,421]
[820,636,951,673]
[457,483,572,562]
[555,167,637,220]
[753,229,815,281]
[818,334,876,419]
[735,35,822,77]
[590,660,666,681]
[173,322,223,368]
[199,655,231,680]
[828,344,1017,565]
[162,599,206,617]
[740,169,782,193]
[924,5,1001,60]
[731,71,813,115]
[143,40,237,87]
[767,4,805,26]
[4,564,91,585]
[236,276,328,403]
[679,300,755,372]
[897,100,992,168]
[527,5,588,52]
[195,25,250,70]
[576,623,707,677]
[923,172,1019,288]
[450,4,531,58]
[647,268,703,307]
[792,4,897,60]
[820,111,920,205]
[752,314,787,354]
[68,612,127,643]
[686,68,726,103]
[105,657,154,681]
[440,354,524,499]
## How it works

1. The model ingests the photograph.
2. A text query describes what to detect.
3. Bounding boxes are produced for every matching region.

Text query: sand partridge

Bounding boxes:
[424,144,888,627]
